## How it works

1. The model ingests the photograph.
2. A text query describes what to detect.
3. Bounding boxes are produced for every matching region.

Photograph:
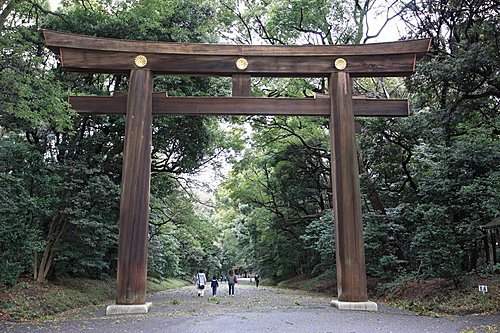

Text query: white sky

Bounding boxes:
[49,0,59,11]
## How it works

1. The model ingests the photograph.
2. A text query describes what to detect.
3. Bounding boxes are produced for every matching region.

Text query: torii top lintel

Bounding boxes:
[43,30,431,78]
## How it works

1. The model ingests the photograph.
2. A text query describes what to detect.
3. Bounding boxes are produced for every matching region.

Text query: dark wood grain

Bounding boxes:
[329,72,368,302]
[57,48,417,77]
[43,30,431,58]
[115,69,153,305]
[69,95,409,117]
[232,74,251,96]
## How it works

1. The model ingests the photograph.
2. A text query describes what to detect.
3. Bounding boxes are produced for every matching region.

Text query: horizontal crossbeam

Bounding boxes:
[58,49,417,77]
[44,30,431,57]
[44,30,431,77]
[69,95,409,117]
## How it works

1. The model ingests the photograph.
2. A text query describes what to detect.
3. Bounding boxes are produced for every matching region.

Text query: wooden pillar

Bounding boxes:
[116,69,153,305]
[232,74,251,96]
[329,72,368,302]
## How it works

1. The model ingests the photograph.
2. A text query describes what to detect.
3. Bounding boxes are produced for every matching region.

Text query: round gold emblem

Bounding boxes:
[334,58,347,70]
[134,55,148,68]
[236,58,248,70]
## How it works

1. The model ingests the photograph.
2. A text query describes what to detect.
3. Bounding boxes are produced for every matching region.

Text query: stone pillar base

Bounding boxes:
[331,300,378,311]
[106,302,152,315]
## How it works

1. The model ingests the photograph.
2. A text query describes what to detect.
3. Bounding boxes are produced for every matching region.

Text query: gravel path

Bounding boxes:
[1,282,498,333]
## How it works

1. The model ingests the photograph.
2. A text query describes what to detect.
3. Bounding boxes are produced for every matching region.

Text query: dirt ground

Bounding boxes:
[1,281,498,333]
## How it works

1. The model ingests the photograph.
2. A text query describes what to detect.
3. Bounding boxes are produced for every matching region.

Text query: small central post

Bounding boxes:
[107,69,153,315]
[232,74,251,97]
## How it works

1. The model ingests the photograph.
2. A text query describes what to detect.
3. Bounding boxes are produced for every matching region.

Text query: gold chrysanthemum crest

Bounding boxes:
[134,55,148,68]
[236,58,248,70]
[334,58,347,70]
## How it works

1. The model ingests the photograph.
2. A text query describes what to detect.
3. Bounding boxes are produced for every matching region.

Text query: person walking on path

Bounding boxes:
[227,270,238,296]
[195,269,207,297]
[211,275,219,296]
[254,274,260,287]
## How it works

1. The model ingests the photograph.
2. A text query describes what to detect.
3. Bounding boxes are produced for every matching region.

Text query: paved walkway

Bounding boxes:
[1,282,498,333]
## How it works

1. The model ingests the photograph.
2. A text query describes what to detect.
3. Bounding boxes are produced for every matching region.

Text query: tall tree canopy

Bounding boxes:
[213,0,499,283]
[0,0,497,289]
[0,0,232,285]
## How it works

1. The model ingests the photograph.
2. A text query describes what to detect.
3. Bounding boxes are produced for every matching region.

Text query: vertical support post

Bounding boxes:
[329,72,374,310]
[116,69,153,305]
[232,74,251,96]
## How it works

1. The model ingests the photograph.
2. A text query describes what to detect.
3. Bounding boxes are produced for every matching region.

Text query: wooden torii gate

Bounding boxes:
[43,30,430,314]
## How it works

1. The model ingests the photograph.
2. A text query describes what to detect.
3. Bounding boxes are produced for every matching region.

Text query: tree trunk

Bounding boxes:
[483,231,490,264]
[357,145,386,215]
[33,252,38,280]
[469,240,478,271]
[34,214,66,283]
[491,231,497,265]
[36,242,53,283]
[0,0,15,31]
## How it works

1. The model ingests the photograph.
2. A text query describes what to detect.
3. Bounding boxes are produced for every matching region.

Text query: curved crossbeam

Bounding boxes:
[43,30,430,77]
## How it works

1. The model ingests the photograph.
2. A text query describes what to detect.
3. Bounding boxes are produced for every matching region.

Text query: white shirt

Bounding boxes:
[196,273,206,286]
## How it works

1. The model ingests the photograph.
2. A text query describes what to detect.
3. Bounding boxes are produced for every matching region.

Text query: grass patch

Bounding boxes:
[276,273,337,295]
[147,277,190,293]
[260,278,277,286]
[0,278,116,321]
[273,273,499,316]
[382,275,500,316]
[460,324,499,333]
[208,296,220,304]
[0,277,190,322]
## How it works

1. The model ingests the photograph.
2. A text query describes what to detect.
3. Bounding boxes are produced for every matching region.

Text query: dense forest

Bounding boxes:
[0,0,498,293]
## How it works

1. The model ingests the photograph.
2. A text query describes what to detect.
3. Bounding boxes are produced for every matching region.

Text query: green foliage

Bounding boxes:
[1,278,115,321]
[1,22,72,135]
[0,0,235,287]
[146,278,190,293]
[408,205,464,280]
[352,0,499,283]
[0,0,498,297]
[363,210,407,278]
[52,172,120,278]
[207,296,220,304]
[300,211,335,276]
[148,174,225,279]
[0,139,54,286]
[214,0,499,289]
[52,0,220,43]
[215,116,332,280]
[217,0,362,45]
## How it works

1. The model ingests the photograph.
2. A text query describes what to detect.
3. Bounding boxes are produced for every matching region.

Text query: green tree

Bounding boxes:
[0,140,46,286]
[215,115,334,280]
[0,0,232,285]
[217,0,400,45]
[399,0,499,274]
